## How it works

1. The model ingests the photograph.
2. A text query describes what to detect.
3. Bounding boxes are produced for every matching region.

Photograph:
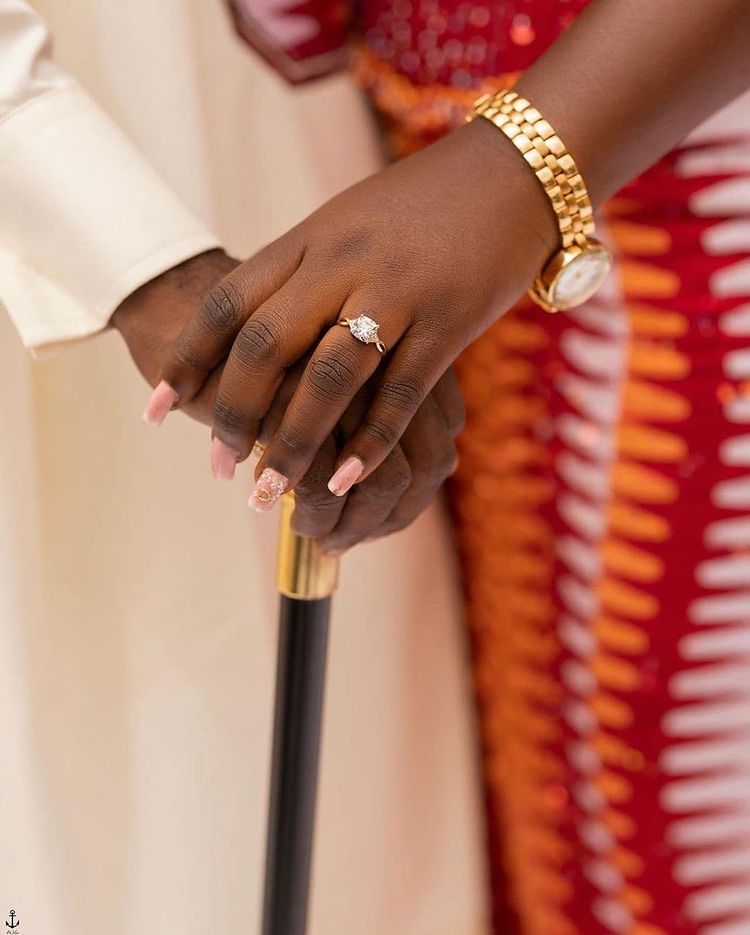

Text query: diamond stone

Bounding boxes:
[350,315,378,343]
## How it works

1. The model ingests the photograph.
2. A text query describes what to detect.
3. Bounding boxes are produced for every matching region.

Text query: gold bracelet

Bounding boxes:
[470,89,611,313]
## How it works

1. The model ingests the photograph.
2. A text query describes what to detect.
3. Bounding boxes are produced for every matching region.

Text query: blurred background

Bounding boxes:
[0,1,487,933]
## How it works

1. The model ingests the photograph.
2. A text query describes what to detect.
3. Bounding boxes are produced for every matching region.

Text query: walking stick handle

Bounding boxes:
[276,493,339,600]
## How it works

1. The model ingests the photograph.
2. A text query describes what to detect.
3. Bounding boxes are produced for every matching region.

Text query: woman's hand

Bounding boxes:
[115,249,464,550]
[148,117,556,509]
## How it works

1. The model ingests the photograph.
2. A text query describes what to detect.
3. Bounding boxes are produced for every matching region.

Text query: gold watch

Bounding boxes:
[470,88,611,313]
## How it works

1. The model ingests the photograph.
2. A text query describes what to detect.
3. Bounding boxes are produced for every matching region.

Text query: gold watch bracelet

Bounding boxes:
[470,88,596,252]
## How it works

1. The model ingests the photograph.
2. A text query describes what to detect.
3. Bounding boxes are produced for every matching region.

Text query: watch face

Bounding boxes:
[550,246,611,310]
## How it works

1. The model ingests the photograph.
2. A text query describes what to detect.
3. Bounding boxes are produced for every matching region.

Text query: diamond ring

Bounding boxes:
[337,315,387,354]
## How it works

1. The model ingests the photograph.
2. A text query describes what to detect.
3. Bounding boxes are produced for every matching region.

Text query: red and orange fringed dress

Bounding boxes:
[230,1,750,931]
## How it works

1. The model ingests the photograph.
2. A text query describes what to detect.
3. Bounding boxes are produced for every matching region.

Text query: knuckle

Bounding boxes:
[324,227,372,261]
[234,318,279,366]
[201,282,243,333]
[430,444,458,481]
[292,495,339,536]
[213,396,249,433]
[415,309,454,342]
[391,464,412,493]
[444,398,466,436]
[367,461,411,498]
[362,417,399,449]
[273,425,307,460]
[379,374,427,413]
[293,513,336,538]
[263,288,297,322]
[382,503,421,536]
[375,518,404,538]
[170,339,205,373]
[294,470,333,508]
[448,408,466,436]
[323,525,365,551]
[295,489,336,513]
[309,352,359,400]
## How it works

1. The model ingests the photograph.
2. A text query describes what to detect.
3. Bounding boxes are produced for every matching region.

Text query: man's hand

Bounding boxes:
[256,359,463,553]
[112,249,464,551]
[112,249,239,426]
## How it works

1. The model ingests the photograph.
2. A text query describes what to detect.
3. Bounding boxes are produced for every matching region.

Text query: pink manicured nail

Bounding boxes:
[143,380,179,427]
[249,468,288,513]
[211,437,237,481]
[327,456,364,497]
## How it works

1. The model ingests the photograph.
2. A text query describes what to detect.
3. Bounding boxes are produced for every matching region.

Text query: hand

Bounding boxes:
[258,361,464,553]
[114,250,464,550]
[112,248,239,426]
[148,118,557,507]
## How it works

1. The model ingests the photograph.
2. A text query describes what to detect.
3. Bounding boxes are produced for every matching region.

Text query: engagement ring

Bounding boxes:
[337,315,387,354]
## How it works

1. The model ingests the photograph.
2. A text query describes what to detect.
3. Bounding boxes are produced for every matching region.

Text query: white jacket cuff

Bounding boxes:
[0,85,221,353]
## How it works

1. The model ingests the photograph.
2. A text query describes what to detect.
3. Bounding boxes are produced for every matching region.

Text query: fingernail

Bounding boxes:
[320,547,344,558]
[143,380,179,427]
[249,468,288,513]
[211,437,237,481]
[327,456,364,497]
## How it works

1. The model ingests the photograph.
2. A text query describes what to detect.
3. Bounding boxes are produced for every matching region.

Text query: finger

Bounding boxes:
[290,435,347,539]
[431,367,465,437]
[210,358,302,481]
[213,272,346,466]
[324,330,445,496]
[317,444,412,555]
[211,353,302,482]
[365,394,456,542]
[256,357,305,447]
[229,356,348,533]
[184,365,224,429]
[145,237,304,424]
[293,385,371,541]
[214,353,344,536]
[309,384,409,552]
[252,302,408,507]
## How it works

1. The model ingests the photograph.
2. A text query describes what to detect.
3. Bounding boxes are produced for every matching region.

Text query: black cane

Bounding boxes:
[261,493,339,935]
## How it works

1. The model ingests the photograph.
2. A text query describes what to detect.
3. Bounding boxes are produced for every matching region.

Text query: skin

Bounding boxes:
[112,250,464,553]
[147,0,750,544]
[155,121,553,489]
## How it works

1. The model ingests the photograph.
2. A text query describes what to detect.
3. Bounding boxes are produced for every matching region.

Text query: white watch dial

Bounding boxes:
[551,248,611,310]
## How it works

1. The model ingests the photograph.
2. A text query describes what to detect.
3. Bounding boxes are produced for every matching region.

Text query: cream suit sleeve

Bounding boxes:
[0,0,221,351]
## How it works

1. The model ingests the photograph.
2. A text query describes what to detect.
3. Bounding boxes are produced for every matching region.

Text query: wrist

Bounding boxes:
[462,116,560,262]
[111,248,238,333]
[111,248,239,389]
[468,89,612,312]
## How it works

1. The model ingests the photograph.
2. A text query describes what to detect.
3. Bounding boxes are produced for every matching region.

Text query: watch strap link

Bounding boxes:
[472,89,596,250]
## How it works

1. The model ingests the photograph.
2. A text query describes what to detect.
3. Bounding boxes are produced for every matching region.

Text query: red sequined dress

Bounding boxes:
[228,2,750,932]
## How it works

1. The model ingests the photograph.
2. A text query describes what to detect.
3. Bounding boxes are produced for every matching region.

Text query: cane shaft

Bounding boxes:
[262,493,338,935]
[261,596,330,935]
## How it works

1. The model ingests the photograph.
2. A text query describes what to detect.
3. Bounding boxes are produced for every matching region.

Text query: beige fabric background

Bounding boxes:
[0,1,489,933]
